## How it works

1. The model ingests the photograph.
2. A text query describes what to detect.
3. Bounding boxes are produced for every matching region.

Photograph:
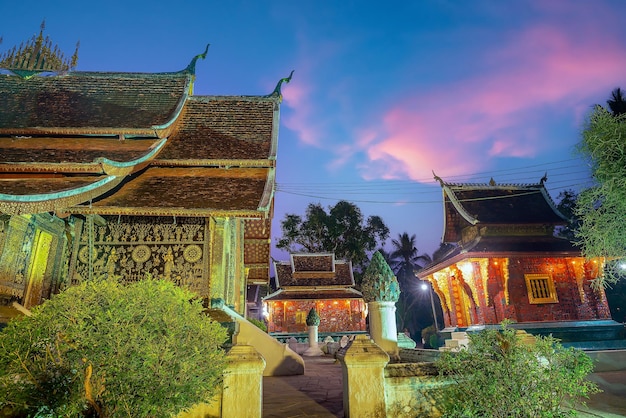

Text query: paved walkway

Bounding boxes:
[263,355,626,418]
[263,356,343,418]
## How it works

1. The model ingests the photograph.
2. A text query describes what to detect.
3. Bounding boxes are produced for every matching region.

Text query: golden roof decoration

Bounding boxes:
[0,21,79,79]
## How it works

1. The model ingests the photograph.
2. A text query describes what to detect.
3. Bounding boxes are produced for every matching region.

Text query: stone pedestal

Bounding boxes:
[303,325,324,356]
[368,301,399,357]
[338,335,390,418]
[221,344,266,417]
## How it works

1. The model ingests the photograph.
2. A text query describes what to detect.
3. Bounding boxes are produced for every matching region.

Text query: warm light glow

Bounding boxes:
[333,300,338,305]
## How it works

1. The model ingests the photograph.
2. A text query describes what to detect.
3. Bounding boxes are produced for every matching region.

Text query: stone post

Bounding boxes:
[361,251,400,358]
[221,344,266,418]
[368,301,399,354]
[337,334,390,418]
[303,307,324,356]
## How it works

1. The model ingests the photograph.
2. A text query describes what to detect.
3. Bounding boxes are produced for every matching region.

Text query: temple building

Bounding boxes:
[417,177,612,332]
[264,253,367,336]
[0,26,288,321]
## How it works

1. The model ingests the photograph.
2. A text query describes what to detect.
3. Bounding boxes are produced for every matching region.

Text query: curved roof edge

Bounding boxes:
[0,175,123,215]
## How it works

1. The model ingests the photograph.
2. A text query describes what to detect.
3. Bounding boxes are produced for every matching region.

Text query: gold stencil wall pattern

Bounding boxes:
[71,216,209,297]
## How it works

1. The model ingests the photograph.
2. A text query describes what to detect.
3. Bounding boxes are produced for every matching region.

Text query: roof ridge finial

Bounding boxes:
[0,20,80,79]
[184,43,210,75]
[268,70,294,98]
[540,172,548,185]
[489,177,496,186]
[433,170,444,187]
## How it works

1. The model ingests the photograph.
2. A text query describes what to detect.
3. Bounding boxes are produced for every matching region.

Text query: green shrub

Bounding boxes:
[248,317,267,332]
[436,321,599,417]
[421,325,439,349]
[0,278,227,417]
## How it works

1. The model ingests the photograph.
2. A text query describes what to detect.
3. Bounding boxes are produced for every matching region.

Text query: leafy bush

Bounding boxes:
[0,278,227,417]
[436,322,599,417]
[421,325,440,349]
[248,317,267,332]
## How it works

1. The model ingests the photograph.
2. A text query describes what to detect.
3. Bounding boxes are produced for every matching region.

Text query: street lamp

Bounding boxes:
[421,282,439,330]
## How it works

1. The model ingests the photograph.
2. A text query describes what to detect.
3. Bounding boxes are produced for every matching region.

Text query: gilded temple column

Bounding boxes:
[209,218,226,302]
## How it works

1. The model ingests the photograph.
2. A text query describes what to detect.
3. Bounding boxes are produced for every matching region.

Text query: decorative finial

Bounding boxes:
[0,20,80,78]
[489,177,496,186]
[268,70,294,97]
[184,43,210,75]
[361,251,400,303]
[433,170,444,187]
[540,172,548,185]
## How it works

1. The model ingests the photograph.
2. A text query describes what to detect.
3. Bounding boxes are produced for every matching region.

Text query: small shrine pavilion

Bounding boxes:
[264,253,367,335]
[417,176,612,330]
[0,25,289,317]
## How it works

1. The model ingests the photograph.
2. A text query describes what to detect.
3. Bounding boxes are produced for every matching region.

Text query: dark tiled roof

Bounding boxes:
[443,183,567,242]
[0,176,107,195]
[292,253,334,272]
[0,71,189,133]
[0,136,160,164]
[275,260,354,287]
[84,167,269,212]
[263,288,363,301]
[157,96,275,161]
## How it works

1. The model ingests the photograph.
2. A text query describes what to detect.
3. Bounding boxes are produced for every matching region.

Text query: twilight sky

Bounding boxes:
[2,0,626,259]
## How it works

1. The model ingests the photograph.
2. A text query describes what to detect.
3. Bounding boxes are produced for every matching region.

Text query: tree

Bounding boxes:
[576,92,626,286]
[389,233,432,280]
[388,233,432,337]
[276,200,389,278]
[0,279,227,417]
[436,322,599,417]
[555,189,581,242]
[607,87,626,116]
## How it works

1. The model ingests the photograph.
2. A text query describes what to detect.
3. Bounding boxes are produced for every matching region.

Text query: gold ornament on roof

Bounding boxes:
[0,20,79,79]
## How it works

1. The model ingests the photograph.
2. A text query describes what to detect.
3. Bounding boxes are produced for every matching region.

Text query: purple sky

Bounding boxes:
[2,1,626,259]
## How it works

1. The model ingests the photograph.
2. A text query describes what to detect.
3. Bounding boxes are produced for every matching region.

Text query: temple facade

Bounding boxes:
[264,253,367,335]
[0,27,289,320]
[417,177,611,329]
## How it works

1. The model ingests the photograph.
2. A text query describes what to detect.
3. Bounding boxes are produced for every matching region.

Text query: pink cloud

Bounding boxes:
[362,21,626,183]
[282,79,322,146]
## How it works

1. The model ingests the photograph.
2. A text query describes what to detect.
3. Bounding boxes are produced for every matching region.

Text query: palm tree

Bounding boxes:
[607,87,626,117]
[389,233,431,283]
[389,233,432,340]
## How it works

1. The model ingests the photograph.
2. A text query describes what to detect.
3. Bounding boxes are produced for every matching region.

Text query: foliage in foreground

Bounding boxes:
[436,322,599,418]
[0,279,227,417]
[576,103,626,286]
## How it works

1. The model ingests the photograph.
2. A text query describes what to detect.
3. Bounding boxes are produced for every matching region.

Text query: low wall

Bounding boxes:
[339,335,449,418]
[384,362,448,418]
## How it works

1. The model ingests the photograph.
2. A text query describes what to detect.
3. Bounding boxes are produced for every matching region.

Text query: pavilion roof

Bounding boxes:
[273,253,356,288]
[263,288,363,301]
[440,178,568,243]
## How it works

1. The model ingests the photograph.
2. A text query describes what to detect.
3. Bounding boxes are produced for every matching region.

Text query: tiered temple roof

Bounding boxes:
[265,253,363,301]
[420,176,576,275]
[0,40,287,283]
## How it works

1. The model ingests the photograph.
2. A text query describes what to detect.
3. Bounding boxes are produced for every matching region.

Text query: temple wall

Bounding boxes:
[267,299,366,333]
[70,215,212,297]
[429,256,611,328]
[0,214,66,309]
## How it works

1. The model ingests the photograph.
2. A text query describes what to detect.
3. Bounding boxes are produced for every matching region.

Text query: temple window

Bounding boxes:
[525,274,558,304]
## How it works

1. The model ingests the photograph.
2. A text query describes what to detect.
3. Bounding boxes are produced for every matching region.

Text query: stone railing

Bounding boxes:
[338,335,450,418]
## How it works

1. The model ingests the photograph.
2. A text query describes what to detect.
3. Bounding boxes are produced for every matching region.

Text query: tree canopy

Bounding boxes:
[276,200,389,276]
[576,91,626,285]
